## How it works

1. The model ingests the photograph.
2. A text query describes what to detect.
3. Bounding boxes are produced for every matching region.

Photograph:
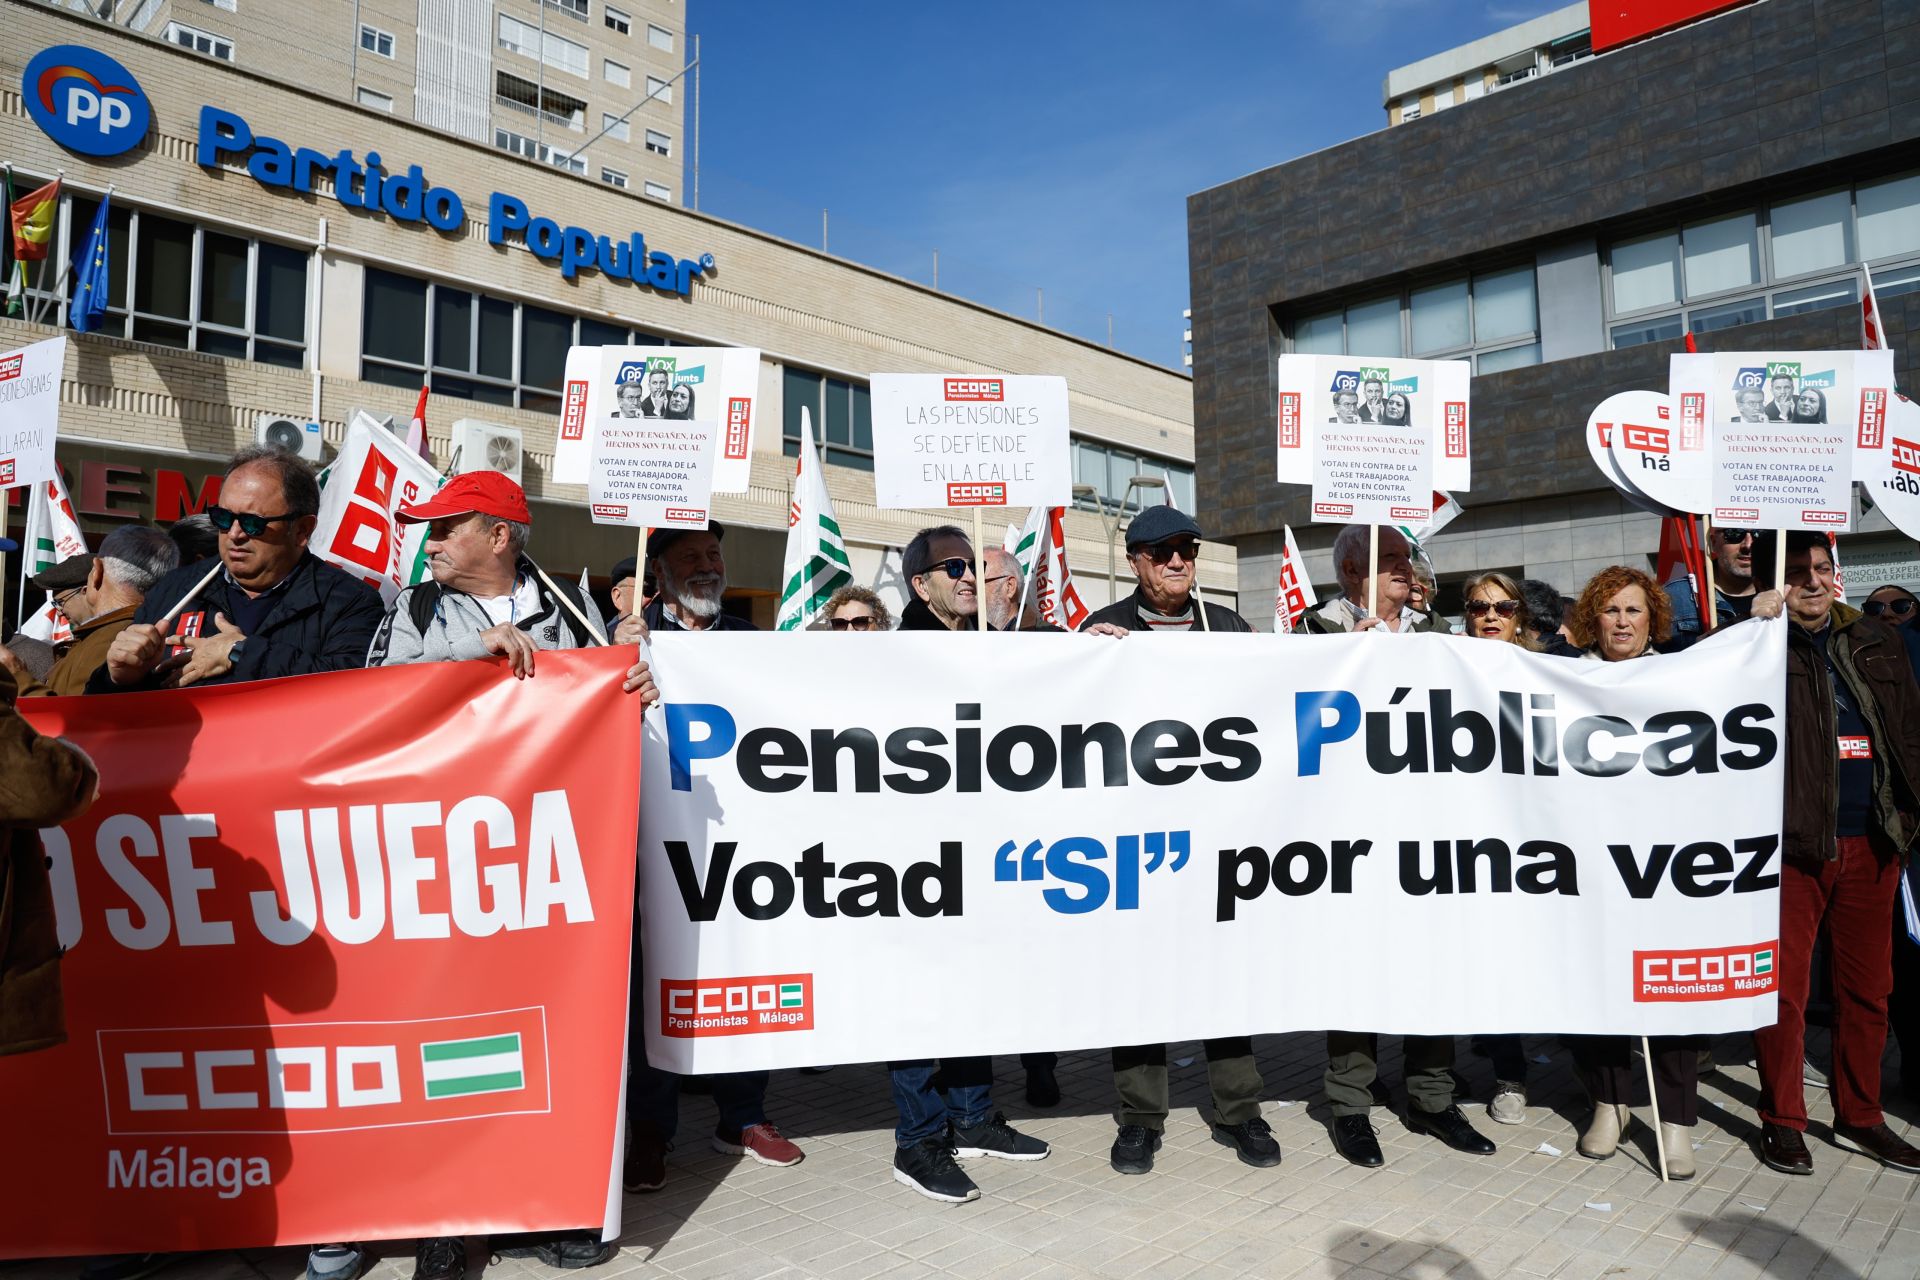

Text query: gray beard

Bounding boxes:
[665,570,726,620]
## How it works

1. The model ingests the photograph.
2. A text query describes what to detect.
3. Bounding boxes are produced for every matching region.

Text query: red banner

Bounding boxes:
[0,650,643,1257]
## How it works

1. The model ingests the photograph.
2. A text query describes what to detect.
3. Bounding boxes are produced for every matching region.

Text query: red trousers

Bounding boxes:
[1754,836,1899,1130]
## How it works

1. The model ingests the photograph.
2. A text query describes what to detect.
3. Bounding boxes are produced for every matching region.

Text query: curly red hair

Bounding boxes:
[1569,565,1672,650]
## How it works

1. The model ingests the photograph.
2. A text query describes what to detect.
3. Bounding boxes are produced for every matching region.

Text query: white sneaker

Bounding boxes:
[1488,1081,1527,1125]
[1804,1057,1829,1087]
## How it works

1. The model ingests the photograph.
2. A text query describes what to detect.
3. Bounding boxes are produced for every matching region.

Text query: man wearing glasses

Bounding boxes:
[2,527,178,696]
[89,448,385,692]
[1664,526,1759,649]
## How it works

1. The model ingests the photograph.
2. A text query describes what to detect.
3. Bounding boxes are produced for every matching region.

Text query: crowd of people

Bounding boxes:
[5,444,1920,1279]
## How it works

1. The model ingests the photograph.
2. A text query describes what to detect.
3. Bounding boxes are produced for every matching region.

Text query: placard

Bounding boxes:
[0,336,65,491]
[1859,394,1920,542]
[870,374,1070,510]
[311,411,442,603]
[583,350,726,529]
[1276,354,1470,492]
[554,345,759,493]
[1587,390,1684,516]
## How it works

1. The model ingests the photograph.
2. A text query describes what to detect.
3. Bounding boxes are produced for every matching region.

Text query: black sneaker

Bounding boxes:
[892,1137,981,1203]
[1212,1116,1282,1168]
[1110,1123,1162,1175]
[492,1230,615,1270]
[623,1126,669,1193]
[412,1237,465,1280]
[951,1112,1050,1161]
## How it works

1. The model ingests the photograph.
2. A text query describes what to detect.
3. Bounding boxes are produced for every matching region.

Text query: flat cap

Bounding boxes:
[1123,505,1203,549]
[31,554,94,593]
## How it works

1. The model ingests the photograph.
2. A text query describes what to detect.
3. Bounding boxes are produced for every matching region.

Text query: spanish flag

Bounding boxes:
[9,176,60,263]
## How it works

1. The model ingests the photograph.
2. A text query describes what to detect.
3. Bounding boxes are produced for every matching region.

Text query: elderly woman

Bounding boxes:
[822,584,892,631]
[1564,565,1699,1175]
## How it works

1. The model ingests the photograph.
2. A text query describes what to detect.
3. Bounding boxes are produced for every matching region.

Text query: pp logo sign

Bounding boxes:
[1732,367,1768,391]
[22,46,151,158]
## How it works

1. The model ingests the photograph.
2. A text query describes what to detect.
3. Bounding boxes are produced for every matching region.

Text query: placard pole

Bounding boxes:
[1642,1036,1669,1183]
[1775,527,1788,596]
[1701,515,1717,634]
[973,506,989,634]
[1367,524,1380,626]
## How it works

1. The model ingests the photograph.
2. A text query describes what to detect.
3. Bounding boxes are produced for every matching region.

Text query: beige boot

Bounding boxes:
[1660,1122,1696,1180]
[1578,1103,1631,1160]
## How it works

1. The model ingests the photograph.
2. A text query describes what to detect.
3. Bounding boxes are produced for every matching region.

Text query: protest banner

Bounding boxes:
[553,345,760,493]
[310,410,443,604]
[637,622,1785,1074]
[1275,355,1469,492]
[0,650,643,1257]
[0,334,63,492]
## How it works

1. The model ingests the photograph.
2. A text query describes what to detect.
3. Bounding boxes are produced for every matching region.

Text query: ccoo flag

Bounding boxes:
[776,406,853,630]
[69,193,112,334]
[16,470,86,644]
[1274,525,1317,634]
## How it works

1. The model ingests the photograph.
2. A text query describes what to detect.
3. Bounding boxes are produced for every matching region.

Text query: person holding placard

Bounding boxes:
[1666,527,1759,650]
[1300,526,1447,636]
[639,526,753,633]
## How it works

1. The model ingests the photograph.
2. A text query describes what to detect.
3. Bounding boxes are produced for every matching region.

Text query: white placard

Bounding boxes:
[554,345,760,493]
[1671,351,1864,531]
[870,374,1070,510]
[1276,354,1470,492]
[311,410,443,603]
[584,350,724,529]
[1587,390,1684,516]
[1859,394,1920,542]
[0,337,65,491]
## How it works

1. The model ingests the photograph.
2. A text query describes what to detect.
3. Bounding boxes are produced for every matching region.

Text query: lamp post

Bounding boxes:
[1077,475,1166,603]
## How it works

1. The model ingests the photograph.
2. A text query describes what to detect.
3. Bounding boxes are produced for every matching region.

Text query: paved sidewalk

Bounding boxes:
[14,1029,1920,1278]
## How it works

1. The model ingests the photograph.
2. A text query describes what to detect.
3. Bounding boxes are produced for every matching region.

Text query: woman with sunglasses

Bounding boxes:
[1864,585,1920,628]
[822,585,892,632]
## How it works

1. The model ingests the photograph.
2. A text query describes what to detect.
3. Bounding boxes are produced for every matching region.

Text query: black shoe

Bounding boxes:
[1025,1063,1061,1108]
[1333,1114,1384,1167]
[952,1112,1049,1161]
[1406,1104,1496,1155]
[1212,1116,1282,1168]
[1110,1123,1162,1175]
[1834,1122,1920,1173]
[412,1237,465,1280]
[1759,1122,1814,1175]
[623,1126,668,1192]
[492,1231,615,1270]
[892,1137,981,1203]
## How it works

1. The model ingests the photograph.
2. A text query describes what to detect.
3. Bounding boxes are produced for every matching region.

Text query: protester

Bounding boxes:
[823,584,892,631]
[1407,555,1437,625]
[1864,585,1920,628]
[1570,565,1669,661]
[1750,532,1920,1176]
[89,449,386,692]
[980,547,1037,632]
[1666,527,1758,647]
[1301,525,1445,635]
[604,556,638,637]
[898,524,986,631]
[1079,506,1250,634]
[167,513,220,565]
[1,527,178,696]
[640,525,753,632]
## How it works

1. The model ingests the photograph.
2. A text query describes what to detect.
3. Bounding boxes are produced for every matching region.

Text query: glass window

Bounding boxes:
[602,114,630,142]
[852,385,873,451]
[578,318,627,347]
[359,25,394,57]
[1610,314,1684,350]
[520,306,571,392]
[605,5,630,34]
[432,287,472,370]
[605,58,630,88]
[646,75,672,104]
[1611,231,1680,313]
[1858,173,1920,263]
[1476,342,1539,373]
[134,214,193,320]
[1770,190,1852,278]
[1292,310,1343,355]
[1688,295,1766,334]
[199,230,248,329]
[1106,450,1140,507]
[824,379,851,445]
[1344,296,1402,357]
[165,22,233,60]
[477,296,514,380]
[783,367,823,451]
[364,268,426,366]
[648,23,673,51]
[1683,212,1759,296]
[1472,265,1536,341]
[644,181,671,202]
[1773,277,1857,317]
[357,87,393,111]
[1167,466,1195,514]
[547,0,588,17]
[601,168,628,189]
[1409,279,1469,354]
[1875,261,1920,300]
[645,129,671,156]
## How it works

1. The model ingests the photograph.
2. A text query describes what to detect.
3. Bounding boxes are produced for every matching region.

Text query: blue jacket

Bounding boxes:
[1661,579,1741,651]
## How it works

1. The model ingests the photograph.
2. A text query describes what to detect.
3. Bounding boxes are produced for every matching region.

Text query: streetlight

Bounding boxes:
[1076,476,1166,602]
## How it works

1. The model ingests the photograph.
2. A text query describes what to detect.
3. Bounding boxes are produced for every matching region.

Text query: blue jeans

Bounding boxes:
[626,904,768,1141]
[889,1057,991,1147]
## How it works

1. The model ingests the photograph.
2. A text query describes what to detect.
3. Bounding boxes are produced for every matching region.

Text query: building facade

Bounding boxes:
[3,2,1219,630]
[1189,0,1920,622]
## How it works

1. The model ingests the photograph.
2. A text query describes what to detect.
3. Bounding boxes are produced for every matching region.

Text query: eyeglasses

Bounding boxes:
[828,615,879,630]
[52,587,84,611]
[207,505,299,537]
[1865,598,1918,617]
[1137,540,1202,565]
[915,557,975,581]
[1716,528,1755,544]
[1464,599,1521,619]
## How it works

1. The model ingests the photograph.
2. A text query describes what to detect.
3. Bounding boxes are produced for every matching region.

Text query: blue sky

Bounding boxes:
[686,1,1563,370]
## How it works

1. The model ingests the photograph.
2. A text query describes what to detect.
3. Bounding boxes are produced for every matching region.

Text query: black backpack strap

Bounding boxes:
[407,581,443,637]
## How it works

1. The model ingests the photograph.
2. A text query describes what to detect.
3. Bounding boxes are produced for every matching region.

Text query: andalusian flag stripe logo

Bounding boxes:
[420,1032,525,1099]
[779,983,804,1008]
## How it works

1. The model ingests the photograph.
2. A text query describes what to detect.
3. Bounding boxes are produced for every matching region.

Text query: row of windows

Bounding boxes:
[1287,264,1540,374]
[1073,439,1196,514]
[498,12,676,92]
[166,21,233,62]
[602,4,675,49]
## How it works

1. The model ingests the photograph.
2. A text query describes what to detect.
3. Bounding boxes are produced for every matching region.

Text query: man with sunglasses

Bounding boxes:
[1079,506,1251,636]
[1664,526,1760,650]
[89,448,386,693]
[2,528,179,697]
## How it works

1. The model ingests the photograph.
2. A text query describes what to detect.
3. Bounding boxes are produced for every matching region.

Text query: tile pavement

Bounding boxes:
[14,1028,1920,1279]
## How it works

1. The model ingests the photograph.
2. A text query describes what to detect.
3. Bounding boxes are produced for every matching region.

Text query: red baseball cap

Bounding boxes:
[396,471,532,525]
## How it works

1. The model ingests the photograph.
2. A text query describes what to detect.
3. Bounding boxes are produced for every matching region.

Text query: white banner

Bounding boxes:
[311,411,443,604]
[0,336,64,491]
[554,345,758,492]
[870,374,1070,510]
[1277,354,1469,494]
[637,623,1786,1072]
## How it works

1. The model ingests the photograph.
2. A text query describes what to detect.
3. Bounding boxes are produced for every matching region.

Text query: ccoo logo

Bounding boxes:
[23,45,151,158]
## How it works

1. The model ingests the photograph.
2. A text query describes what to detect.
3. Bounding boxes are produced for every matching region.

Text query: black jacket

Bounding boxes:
[641,598,758,632]
[86,552,386,692]
[898,596,1006,632]
[1080,587,1252,634]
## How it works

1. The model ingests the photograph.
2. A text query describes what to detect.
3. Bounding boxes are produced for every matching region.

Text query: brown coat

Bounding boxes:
[15,604,140,698]
[0,666,97,1056]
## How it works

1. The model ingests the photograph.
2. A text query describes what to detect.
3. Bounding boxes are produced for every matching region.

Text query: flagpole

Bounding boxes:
[1701,516,1716,634]
[1013,509,1041,628]
[27,170,65,327]
[531,564,605,646]
[973,507,988,634]
[1366,524,1380,626]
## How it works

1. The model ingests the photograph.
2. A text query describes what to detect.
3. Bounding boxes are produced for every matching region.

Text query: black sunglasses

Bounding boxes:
[207,505,299,537]
[1716,528,1755,545]
[828,616,879,630]
[915,557,975,581]
[1465,599,1521,618]
[1136,540,1202,565]
[1865,598,1918,617]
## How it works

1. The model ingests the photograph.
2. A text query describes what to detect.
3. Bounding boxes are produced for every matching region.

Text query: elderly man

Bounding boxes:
[1302,524,1446,636]
[2,527,179,696]
[1750,533,1920,1176]
[604,555,638,637]
[89,448,385,693]
[1073,507,1276,1175]
[640,525,752,632]
[359,470,651,1279]
[899,524,982,631]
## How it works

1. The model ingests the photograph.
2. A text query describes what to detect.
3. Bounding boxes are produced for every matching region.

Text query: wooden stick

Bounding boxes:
[1642,1035,1668,1183]
[1775,527,1787,596]
[1195,544,1211,632]
[532,564,605,646]
[972,506,988,633]
[1367,524,1380,629]
[157,562,224,632]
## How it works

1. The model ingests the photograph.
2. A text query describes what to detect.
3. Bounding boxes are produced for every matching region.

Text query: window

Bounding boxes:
[494,127,587,174]
[1682,213,1758,296]
[782,368,874,471]
[1547,32,1592,67]
[605,5,630,34]
[497,14,588,78]
[1409,279,1468,355]
[1610,231,1680,313]
[201,0,237,9]
[357,87,393,111]
[645,75,672,105]
[1858,173,1920,263]
[602,113,630,142]
[1773,278,1857,317]
[496,72,586,131]
[1398,95,1420,123]
[1285,267,1539,371]
[1292,311,1343,355]
[647,23,673,51]
[165,22,233,60]
[605,58,630,88]
[546,0,588,18]
[1770,189,1852,279]
[1343,296,1402,357]
[359,24,394,57]
[645,129,671,156]
[1062,436,1195,514]
[643,181,671,202]
[602,168,628,189]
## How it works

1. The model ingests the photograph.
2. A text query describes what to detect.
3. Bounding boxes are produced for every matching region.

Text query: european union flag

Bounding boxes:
[70,193,112,334]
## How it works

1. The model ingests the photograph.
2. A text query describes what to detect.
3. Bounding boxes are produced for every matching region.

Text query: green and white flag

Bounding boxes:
[776,407,853,631]
[16,468,86,643]
[420,1031,525,1099]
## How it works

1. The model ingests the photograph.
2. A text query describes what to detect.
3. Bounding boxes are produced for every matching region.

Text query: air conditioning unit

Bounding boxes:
[255,413,323,461]
[451,418,524,484]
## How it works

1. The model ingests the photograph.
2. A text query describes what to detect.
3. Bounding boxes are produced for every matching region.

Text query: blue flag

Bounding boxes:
[70,194,112,333]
